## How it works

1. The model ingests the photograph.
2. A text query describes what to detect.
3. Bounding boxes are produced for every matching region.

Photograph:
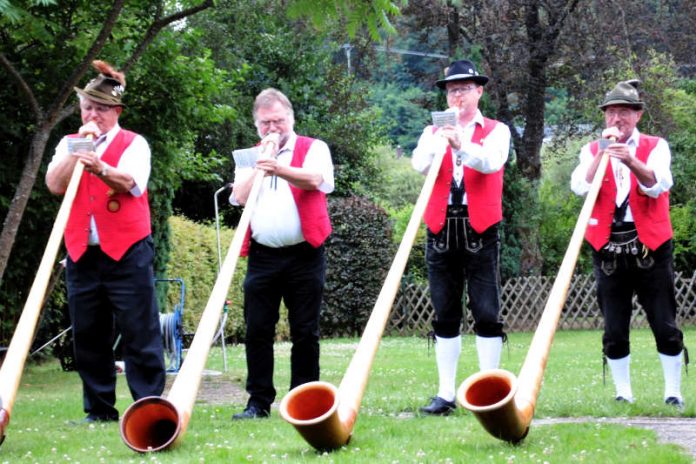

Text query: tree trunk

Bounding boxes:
[0,130,52,284]
[445,1,461,57]
[0,0,214,286]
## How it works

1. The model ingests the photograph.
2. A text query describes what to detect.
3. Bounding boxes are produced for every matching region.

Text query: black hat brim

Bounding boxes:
[436,74,489,89]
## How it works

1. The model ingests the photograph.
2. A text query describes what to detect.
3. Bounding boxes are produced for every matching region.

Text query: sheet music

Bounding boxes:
[232,147,260,169]
[599,138,613,150]
[431,111,457,128]
[67,138,95,154]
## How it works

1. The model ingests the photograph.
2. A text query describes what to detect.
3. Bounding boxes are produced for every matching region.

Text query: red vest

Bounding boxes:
[423,118,503,234]
[64,129,152,262]
[585,134,672,251]
[241,135,332,256]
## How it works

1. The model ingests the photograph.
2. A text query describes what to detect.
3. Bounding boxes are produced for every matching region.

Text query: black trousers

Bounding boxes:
[243,240,326,411]
[66,237,165,419]
[592,239,684,359]
[426,208,504,339]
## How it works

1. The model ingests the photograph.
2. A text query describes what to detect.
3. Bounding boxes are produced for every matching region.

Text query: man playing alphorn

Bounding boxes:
[570,79,686,409]
[412,59,510,416]
[46,60,165,422]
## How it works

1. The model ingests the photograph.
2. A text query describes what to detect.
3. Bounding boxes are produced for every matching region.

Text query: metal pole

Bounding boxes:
[213,184,232,372]
[30,326,72,357]
[342,43,353,74]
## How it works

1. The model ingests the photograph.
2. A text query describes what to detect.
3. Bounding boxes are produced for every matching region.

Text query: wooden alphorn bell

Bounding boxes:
[456,137,615,443]
[278,147,448,451]
[119,133,280,453]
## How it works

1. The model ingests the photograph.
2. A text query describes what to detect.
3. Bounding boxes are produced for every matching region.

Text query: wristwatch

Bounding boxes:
[98,165,109,177]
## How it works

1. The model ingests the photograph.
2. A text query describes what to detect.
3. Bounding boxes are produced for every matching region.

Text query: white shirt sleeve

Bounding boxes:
[229,166,254,206]
[412,126,448,174]
[116,134,151,197]
[455,122,510,173]
[302,139,335,194]
[570,143,594,196]
[639,137,672,198]
[47,130,151,197]
[570,137,673,199]
[47,137,70,172]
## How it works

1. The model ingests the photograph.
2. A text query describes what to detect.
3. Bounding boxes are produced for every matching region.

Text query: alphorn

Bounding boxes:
[0,139,89,446]
[279,149,447,451]
[119,133,280,453]
[456,141,613,443]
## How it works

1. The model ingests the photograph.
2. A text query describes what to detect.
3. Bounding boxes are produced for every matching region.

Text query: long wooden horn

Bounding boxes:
[279,148,447,451]
[119,133,280,453]
[456,144,612,443]
[0,143,88,446]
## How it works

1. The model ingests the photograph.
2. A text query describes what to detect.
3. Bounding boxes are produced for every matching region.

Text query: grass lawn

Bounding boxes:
[2,328,693,463]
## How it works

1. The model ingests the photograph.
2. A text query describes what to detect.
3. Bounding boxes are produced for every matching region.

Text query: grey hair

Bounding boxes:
[253,88,294,123]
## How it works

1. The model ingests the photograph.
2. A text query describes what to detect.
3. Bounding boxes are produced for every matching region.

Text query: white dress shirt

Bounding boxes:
[570,128,673,222]
[48,123,151,244]
[412,109,510,205]
[230,132,334,248]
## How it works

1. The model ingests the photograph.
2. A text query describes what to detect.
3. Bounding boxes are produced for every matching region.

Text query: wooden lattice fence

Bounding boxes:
[388,271,696,336]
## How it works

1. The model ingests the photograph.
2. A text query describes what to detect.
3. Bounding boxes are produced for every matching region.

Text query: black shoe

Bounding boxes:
[232,405,270,420]
[615,396,634,404]
[87,413,118,422]
[665,397,685,412]
[71,414,118,425]
[419,396,456,416]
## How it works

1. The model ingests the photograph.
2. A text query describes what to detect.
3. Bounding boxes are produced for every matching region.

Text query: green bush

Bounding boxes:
[322,196,395,336]
[369,144,424,210]
[383,203,428,285]
[538,137,593,275]
[165,215,259,343]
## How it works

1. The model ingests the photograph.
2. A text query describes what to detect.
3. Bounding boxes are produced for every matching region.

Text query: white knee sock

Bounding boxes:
[476,335,503,371]
[435,335,461,402]
[659,351,683,401]
[607,355,634,402]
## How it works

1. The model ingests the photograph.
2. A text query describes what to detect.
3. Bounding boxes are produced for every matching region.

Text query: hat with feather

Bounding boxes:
[599,79,644,111]
[75,60,126,107]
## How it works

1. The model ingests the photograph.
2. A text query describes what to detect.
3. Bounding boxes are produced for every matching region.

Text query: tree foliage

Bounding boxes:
[384,0,696,276]
[0,0,228,346]
[286,0,404,39]
[1,0,404,346]
[175,0,389,224]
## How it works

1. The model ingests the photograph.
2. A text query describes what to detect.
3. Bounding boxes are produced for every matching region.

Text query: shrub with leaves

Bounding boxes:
[321,196,395,336]
[165,216,248,342]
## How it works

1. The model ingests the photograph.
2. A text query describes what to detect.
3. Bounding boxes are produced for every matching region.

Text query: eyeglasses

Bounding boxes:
[447,85,478,96]
[258,118,288,128]
[604,108,639,118]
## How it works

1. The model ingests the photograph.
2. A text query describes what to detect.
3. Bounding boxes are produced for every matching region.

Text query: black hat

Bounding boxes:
[599,79,644,110]
[436,59,489,89]
[74,60,126,107]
